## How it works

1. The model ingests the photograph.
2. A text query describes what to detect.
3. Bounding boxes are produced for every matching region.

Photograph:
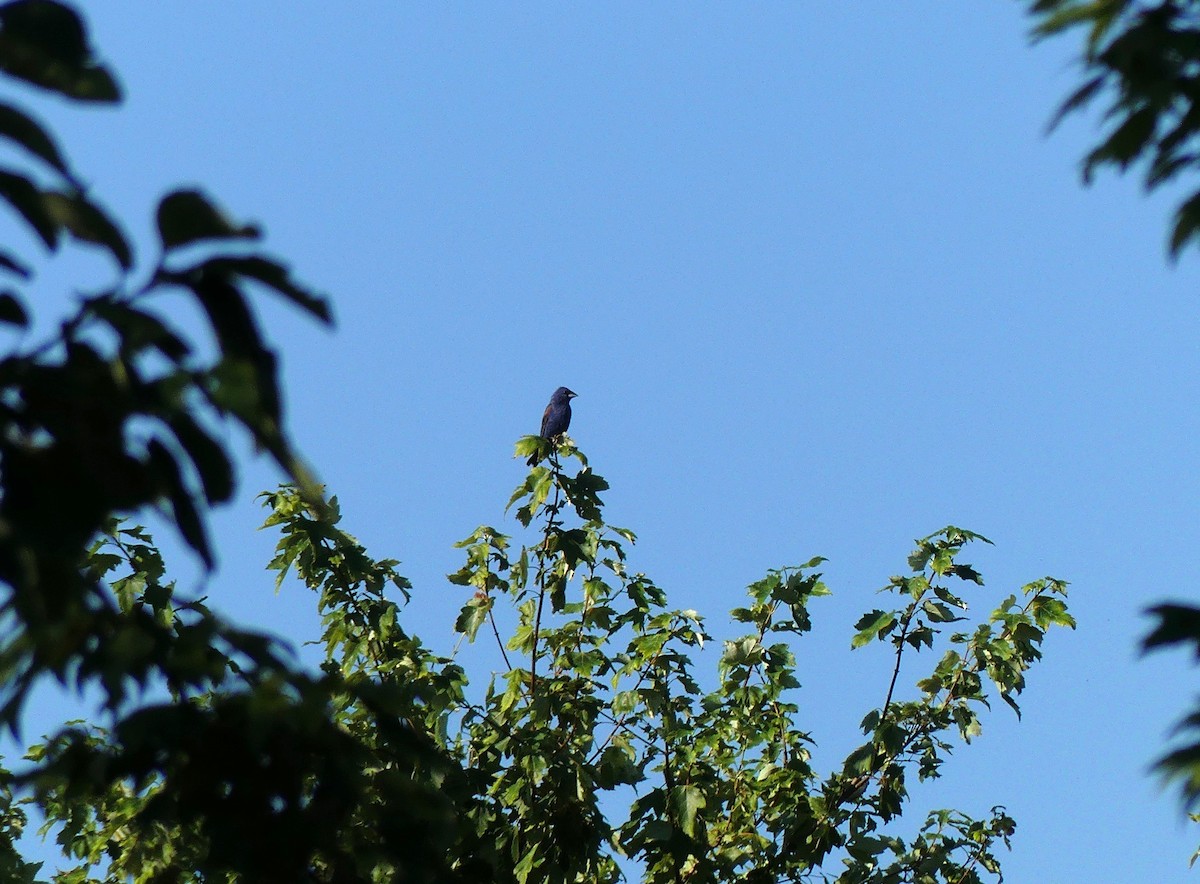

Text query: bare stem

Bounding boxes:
[881,600,919,722]
[489,606,513,672]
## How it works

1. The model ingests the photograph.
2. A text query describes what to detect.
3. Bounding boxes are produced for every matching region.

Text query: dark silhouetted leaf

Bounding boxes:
[1145,604,1200,657]
[93,302,189,361]
[0,290,26,326]
[950,563,984,585]
[43,190,130,268]
[0,248,29,278]
[146,438,212,567]
[189,271,263,357]
[0,168,56,246]
[0,101,67,174]
[167,414,234,505]
[192,255,333,324]
[1170,191,1200,257]
[1085,105,1158,178]
[1048,73,1106,131]
[156,189,260,250]
[0,0,119,101]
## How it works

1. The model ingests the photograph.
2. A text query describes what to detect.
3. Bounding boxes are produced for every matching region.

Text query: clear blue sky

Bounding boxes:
[11,4,1200,881]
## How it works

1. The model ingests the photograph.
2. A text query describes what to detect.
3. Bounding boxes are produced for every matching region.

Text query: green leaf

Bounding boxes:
[931,548,955,575]
[188,274,281,430]
[669,784,705,838]
[455,595,491,641]
[155,189,260,250]
[112,572,146,612]
[906,624,934,649]
[851,609,897,648]
[922,599,964,624]
[1029,595,1074,630]
[951,704,983,741]
[933,586,967,609]
[515,434,545,462]
[999,690,1022,719]
[908,543,934,572]
[843,742,875,776]
[0,0,120,102]
[595,742,643,789]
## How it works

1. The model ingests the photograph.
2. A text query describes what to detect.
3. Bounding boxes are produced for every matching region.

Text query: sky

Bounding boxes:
[6,3,1200,881]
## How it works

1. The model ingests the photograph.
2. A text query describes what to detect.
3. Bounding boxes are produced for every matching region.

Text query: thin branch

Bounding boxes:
[881,600,919,722]
[488,606,514,672]
[950,843,989,884]
[529,446,563,693]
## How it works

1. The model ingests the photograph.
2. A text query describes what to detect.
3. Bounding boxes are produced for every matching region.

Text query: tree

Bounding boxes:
[0,1,1075,880]
[26,444,1072,883]
[1028,0,1200,822]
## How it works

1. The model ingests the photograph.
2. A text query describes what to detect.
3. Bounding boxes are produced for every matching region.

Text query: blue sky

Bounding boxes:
[10,3,1200,880]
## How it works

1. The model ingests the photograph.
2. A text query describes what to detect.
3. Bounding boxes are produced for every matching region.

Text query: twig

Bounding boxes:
[881,601,919,722]
[489,607,514,672]
[529,445,563,693]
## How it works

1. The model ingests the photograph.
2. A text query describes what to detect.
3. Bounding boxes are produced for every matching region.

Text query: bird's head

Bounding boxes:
[555,387,578,400]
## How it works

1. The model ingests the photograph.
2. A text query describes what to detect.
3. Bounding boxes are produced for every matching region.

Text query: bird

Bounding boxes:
[528,386,577,465]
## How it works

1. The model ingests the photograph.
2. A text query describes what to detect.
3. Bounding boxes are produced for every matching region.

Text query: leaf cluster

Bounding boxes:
[1030,0,1200,255]
[435,451,1074,883]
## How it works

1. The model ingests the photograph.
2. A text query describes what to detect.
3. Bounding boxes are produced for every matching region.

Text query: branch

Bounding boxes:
[881,602,918,722]
[529,447,564,693]
[488,607,514,672]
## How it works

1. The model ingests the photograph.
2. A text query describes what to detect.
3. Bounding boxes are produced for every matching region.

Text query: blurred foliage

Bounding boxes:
[0,0,1079,880]
[1030,0,1200,255]
[0,0,417,880]
[1028,0,1200,833]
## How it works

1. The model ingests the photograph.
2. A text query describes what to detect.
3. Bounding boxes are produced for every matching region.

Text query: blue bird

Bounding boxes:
[528,386,577,465]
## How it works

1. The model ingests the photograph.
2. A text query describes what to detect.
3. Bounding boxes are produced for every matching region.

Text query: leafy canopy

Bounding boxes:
[24,437,1073,882]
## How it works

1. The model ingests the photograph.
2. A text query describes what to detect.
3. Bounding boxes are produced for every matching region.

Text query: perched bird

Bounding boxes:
[528,386,577,465]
